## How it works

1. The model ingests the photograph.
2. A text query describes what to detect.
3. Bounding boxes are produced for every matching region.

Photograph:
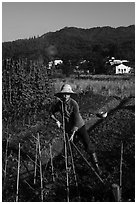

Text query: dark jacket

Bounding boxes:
[50,98,84,133]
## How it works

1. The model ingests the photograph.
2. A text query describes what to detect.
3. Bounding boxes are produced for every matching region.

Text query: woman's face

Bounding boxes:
[62,94,70,102]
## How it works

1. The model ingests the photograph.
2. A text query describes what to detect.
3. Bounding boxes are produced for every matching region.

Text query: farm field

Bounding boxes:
[2,74,135,202]
[53,74,135,99]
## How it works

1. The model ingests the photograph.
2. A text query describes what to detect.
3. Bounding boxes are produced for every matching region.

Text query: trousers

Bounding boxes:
[74,125,95,154]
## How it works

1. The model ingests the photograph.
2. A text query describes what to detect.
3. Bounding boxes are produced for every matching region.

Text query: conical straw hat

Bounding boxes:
[55,84,76,96]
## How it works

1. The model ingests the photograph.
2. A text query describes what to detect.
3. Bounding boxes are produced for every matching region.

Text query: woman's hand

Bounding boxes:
[56,120,62,128]
[72,126,78,133]
[69,127,78,142]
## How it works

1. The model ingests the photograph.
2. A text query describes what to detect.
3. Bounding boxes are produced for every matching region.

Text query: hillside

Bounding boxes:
[2,25,135,65]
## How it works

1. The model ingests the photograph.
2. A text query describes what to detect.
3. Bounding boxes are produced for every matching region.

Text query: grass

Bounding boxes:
[53,75,135,99]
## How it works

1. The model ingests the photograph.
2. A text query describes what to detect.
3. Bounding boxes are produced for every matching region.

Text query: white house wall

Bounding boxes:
[54,60,63,66]
[116,64,132,74]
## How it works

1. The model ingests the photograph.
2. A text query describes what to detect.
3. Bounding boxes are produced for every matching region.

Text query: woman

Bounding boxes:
[50,84,102,175]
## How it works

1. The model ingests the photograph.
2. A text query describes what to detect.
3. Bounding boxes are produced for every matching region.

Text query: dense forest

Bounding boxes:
[2,25,135,71]
[2,25,135,61]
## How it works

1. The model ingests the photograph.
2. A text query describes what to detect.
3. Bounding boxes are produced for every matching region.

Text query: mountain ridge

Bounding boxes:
[2,25,135,63]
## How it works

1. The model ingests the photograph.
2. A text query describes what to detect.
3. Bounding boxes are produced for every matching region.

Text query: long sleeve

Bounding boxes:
[72,100,85,128]
[50,100,61,115]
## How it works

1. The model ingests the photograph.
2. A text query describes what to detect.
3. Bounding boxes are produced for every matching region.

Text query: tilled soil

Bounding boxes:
[2,92,135,202]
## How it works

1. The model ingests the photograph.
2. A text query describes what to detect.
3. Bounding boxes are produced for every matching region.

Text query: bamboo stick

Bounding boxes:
[120,141,123,201]
[24,180,35,191]
[38,132,43,202]
[64,133,69,202]
[34,140,38,184]
[4,134,10,183]
[49,143,55,182]
[71,141,104,184]
[66,133,80,201]
[16,143,21,202]
[112,183,121,202]
[31,134,39,141]
[61,101,69,202]
[26,154,40,169]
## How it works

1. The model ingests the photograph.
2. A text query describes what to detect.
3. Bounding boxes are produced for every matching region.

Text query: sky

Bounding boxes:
[2,1,135,42]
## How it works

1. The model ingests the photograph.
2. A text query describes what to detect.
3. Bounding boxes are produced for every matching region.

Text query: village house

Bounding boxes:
[47,59,63,75]
[108,57,133,74]
[54,59,63,66]
[115,64,133,74]
[48,59,63,69]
